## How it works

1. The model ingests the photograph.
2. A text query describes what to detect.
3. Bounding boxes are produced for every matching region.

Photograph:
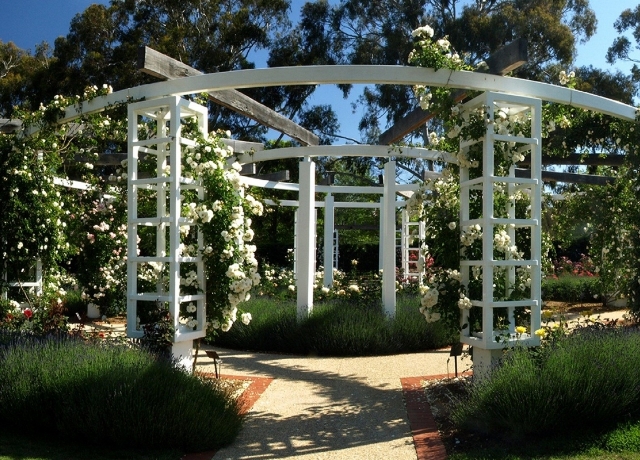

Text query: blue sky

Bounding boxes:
[0,0,638,141]
[1,0,636,70]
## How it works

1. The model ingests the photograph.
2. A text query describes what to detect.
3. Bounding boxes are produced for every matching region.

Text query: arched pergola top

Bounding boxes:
[49,65,638,133]
[232,144,457,166]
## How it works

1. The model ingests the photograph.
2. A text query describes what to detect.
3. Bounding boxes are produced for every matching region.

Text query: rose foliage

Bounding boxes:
[1,87,263,338]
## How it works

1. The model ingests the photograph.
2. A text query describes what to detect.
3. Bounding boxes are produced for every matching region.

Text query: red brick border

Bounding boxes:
[401,372,472,460]
[181,374,273,460]
[221,374,274,415]
[185,371,470,460]
[401,376,448,460]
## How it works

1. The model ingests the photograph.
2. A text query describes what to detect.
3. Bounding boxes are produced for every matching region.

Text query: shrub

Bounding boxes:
[0,333,242,451]
[542,275,599,302]
[602,421,640,453]
[452,327,640,438]
[211,294,452,355]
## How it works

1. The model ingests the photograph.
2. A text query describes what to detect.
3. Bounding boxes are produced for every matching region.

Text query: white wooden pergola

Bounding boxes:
[47,65,636,369]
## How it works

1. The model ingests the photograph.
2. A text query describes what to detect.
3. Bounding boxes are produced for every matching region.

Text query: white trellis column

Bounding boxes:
[2,259,42,301]
[382,161,397,317]
[127,96,207,371]
[400,209,425,283]
[323,193,335,287]
[379,197,385,271]
[458,92,542,378]
[297,159,316,320]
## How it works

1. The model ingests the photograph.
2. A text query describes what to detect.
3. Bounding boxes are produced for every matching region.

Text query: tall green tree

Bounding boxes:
[323,0,597,145]
[607,5,640,82]
[0,41,53,117]
[29,0,291,139]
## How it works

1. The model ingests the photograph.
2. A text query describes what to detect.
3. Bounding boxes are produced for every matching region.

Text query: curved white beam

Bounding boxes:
[50,65,637,133]
[232,144,457,165]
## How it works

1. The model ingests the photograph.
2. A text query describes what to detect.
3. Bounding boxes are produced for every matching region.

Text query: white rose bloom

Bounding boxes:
[241,312,252,325]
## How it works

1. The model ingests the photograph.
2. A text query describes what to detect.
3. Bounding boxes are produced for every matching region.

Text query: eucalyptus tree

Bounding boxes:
[320,0,596,145]
[0,41,53,117]
[32,0,291,139]
[607,4,640,82]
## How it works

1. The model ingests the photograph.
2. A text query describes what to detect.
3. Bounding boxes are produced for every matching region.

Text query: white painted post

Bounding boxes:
[382,161,397,317]
[293,209,297,274]
[35,259,42,296]
[126,96,208,372]
[126,103,140,338]
[379,197,384,271]
[296,159,316,320]
[323,193,335,287]
[401,209,409,278]
[457,92,542,379]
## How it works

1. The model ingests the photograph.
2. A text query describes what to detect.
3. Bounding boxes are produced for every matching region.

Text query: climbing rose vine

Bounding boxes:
[1,88,263,337]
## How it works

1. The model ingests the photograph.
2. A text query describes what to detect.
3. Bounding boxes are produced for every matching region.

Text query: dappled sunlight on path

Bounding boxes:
[195,346,458,459]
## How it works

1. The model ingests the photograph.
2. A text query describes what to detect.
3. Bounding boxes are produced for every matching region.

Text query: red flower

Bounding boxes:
[23,308,33,319]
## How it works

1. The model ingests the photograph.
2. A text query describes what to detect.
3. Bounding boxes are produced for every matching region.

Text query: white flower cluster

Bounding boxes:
[493,229,523,259]
[428,131,445,146]
[180,302,199,329]
[419,285,441,323]
[455,149,478,168]
[412,25,434,38]
[516,265,533,292]
[82,84,113,99]
[184,150,223,178]
[460,224,482,246]
[493,229,513,253]
[405,186,427,218]
[93,221,110,232]
[447,269,462,282]
[458,293,472,310]
[184,202,215,224]
[181,270,199,289]
[414,85,433,110]
[245,194,264,216]
[420,285,439,309]
[559,70,575,86]
[241,312,252,325]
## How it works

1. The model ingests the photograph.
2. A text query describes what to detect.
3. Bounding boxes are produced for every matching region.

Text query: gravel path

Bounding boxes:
[194,346,464,460]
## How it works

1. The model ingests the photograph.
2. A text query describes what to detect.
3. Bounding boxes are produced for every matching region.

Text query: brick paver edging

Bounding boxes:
[401,372,472,460]
[181,374,274,460]
[401,376,448,460]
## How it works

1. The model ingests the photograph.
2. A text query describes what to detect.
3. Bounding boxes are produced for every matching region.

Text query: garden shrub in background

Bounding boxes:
[0,333,242,451]
[0,297,68,334]
[541,275,599,302]
[452,326,640,438]
[211,294,452,355]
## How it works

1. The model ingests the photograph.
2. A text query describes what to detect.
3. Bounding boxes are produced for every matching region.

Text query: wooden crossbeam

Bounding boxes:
[514,168,614,185]
[378,38,528,145]
[0,119,22,134]
[520,154,625,167]
[252,170,290,182]
[334,224,379,231]
[138,46,319,146]
[75,138,264,166]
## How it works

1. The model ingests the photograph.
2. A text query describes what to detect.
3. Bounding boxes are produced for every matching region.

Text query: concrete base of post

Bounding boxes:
[172,340,195,373]
[472,347,503,381]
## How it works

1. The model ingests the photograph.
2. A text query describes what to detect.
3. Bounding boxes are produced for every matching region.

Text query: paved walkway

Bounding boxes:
[192,345,465,460]
[185,309,632,460]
